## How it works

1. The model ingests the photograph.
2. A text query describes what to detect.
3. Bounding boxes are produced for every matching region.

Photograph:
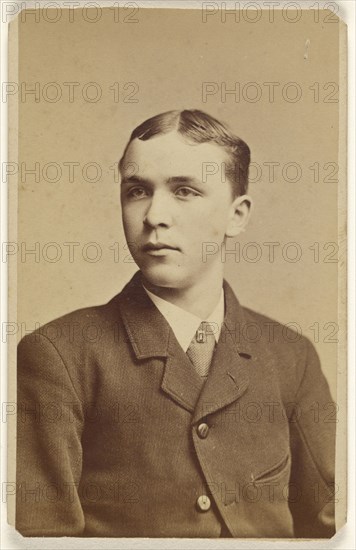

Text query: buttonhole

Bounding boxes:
[227,371,238,388]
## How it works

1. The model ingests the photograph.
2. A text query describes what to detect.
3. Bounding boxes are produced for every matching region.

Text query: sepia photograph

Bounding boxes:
[2,1,350,546]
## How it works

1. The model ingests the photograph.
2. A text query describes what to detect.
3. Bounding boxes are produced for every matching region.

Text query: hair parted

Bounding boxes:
[119,109,250,196]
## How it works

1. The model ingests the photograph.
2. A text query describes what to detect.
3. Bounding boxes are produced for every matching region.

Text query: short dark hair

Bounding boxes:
[119,109,251,196]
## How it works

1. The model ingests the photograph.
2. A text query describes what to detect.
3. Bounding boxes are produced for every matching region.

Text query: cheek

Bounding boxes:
[122,206,141,230]
[187,214,226,247]
[204,207,230,237]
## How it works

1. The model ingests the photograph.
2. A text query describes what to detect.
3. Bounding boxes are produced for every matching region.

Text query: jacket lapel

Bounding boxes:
[191,280,252,425]
[117,271,205,413]
[161,334,206,412]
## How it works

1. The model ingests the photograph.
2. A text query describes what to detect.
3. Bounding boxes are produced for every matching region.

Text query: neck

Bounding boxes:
[142,268,224,319]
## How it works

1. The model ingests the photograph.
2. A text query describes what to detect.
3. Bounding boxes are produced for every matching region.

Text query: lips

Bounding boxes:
[142,242,179,252]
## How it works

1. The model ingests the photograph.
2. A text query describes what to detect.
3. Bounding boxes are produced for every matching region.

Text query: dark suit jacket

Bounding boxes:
[16,271,336,538]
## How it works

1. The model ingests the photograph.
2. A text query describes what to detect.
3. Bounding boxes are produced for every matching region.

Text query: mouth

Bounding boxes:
[142,242,180,255]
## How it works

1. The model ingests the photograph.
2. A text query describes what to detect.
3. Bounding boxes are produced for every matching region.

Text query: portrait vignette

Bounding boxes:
[5,2,348,543]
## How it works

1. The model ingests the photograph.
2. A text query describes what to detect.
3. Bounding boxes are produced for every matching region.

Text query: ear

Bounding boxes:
[225,195,252,238]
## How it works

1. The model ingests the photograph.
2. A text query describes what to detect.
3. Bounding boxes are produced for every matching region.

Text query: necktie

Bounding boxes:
[186,322,216,378]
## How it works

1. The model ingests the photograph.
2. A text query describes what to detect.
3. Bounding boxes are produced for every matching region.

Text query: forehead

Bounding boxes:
[121,131,228,179]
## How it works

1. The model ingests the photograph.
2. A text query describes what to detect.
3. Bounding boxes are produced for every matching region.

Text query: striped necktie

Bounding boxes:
[186,321,216,378]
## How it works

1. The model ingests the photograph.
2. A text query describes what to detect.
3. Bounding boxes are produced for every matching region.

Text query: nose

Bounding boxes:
[143,191,173,229]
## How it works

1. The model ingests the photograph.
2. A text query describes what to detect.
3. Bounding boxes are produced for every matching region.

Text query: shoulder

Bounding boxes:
[241,304,311,350]
[17,292,127,402]
[223,279,312,362]
[242,305,305,345]
[18,291,124,357]
[239,305,320,393]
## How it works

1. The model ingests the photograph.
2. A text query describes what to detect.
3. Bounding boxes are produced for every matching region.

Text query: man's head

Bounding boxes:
[119,109,252,291]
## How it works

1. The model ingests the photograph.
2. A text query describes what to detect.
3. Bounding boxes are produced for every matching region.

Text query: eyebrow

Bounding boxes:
[120,175,150,186]
[167,176,203,186]
[121,175,203,186]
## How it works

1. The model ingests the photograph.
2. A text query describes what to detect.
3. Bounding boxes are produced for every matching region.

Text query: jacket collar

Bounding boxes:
[117,271,252,419]
[117,271,171,359]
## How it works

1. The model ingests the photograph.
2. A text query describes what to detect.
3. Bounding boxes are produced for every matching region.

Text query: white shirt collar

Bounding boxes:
[142,285,225,352]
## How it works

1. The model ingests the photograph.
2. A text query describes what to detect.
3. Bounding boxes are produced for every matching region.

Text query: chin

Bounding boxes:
[139,263,188,290]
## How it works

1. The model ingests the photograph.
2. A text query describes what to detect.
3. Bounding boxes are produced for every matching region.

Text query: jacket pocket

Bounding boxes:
[253,453,290,484]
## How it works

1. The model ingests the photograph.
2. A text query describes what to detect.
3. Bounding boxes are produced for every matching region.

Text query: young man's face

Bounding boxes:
[120,131,249,290]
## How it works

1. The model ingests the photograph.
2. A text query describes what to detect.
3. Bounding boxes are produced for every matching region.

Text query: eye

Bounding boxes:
[127,186,149,200]
[175,187,201,198]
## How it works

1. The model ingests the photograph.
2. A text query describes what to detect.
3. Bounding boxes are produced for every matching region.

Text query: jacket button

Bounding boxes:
[197,422,209,439]
[197,495,211,512]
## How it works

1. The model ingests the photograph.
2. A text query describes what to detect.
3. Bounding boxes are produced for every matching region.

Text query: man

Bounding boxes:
[16,109,336,538]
